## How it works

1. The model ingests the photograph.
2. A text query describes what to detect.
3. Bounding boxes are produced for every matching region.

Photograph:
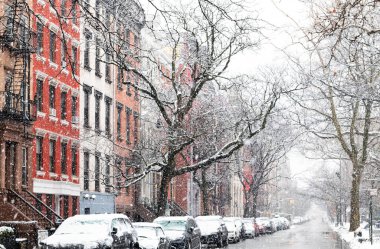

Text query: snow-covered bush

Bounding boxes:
[0,227,14,239]
[0,244,5,249]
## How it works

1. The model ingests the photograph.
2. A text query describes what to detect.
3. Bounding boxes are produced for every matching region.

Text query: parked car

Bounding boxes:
[254,219,267,235]
[40,214,139,249]
[195,216,228,247]
[242,218,256,238]
[153,216,201,249]
[133,222,170,249]
[256,217,276,234]
[357,221,380,243]
[223,218,240,243]
[278,217,290,230]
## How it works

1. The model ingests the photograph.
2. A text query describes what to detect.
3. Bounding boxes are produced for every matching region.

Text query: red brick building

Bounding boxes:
[114,14,144,220]
[30,0,80,220]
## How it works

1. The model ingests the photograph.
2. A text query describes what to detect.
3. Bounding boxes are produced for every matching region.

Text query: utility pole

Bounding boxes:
[367,178,379,246]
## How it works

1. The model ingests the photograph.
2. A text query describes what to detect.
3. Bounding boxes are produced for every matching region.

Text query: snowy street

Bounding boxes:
[228,218,348,249]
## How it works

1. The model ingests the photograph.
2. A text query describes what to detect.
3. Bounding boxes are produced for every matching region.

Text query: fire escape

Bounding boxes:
[0,0,62,240]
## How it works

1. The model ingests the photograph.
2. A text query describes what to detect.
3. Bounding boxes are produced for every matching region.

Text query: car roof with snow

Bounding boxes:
[67,213,131,222]
[133,222,163,228]
[154,216,194,222]
[195,215,222,220]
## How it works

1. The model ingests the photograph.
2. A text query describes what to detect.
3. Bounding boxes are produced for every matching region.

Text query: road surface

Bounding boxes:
[227,218,348,249]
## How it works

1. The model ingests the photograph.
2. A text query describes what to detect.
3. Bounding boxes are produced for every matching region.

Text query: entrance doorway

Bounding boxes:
[5,142,17,189]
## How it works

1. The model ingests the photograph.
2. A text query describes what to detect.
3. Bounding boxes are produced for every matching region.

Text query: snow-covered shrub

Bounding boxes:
[0,244,5,249]
[0,227,14,239]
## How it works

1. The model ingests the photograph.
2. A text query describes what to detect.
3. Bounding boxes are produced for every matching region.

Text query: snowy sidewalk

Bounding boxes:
[330,223,380,249]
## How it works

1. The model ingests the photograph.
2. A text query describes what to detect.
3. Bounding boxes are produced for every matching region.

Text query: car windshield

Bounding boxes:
[155,220,186,231]
[135,227,157,238]
[55,219,110,235]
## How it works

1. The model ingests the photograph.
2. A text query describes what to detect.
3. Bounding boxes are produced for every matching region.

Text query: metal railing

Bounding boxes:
[0,91,36,121]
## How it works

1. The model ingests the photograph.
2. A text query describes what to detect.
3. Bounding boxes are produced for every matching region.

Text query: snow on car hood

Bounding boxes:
[164,230,185,240]
[138,237,160,249]
[41,233,113,249]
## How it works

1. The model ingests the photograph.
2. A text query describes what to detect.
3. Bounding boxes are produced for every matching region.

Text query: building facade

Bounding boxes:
[30,0,81,219]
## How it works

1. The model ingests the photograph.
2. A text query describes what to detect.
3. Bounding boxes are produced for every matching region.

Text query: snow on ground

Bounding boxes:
[330,223,380,249]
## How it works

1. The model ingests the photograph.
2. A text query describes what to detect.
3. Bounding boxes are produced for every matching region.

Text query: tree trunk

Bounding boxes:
[252,192,258,218]
[157,169,172,216]
[349,166,362,231]
[243,190,251,218]
[201,170,210,215]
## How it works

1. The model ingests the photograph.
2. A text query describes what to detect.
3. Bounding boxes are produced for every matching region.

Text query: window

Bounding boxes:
[116,159,121,190]
[126,73,131,95]
[61,142,67,174]
[36,136,43,171]
[95,38,101,76]
[71,147,77,176]
[49,140,56,172]
[95,0,100,18]
[105,156,110,193]
[125,165,129,196]
[63,196,69,218]
[117,104,122,139]
[22,147,28,186]
[71,96,77,119]
[83,87,91,127]
[117,67,123,90]
[105,97,111,135]
[125,29,130,49]
[72,46,78,73]
[61,0,66,16]
[133,112,139,144]
[61,91,67,120]
[46,194,53,220]
[84,151,89,191]
[134,79,139,100]
[83,0,89,10]
[134,33,139,52]
[95,93,101,131]
[49,85,55,109]
[71,0,77,24]
[36,79,43,112]
[61,42,67,68]
[95,153,100,192]
[72,196,78,215]
[84,31,91,70]
[126,108,131,144]
[49,30,56,63]
[105,53,111,82]
[36,21,43,55]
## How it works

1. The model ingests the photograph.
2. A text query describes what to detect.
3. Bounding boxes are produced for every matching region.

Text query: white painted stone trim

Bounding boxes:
[33,178,80,196]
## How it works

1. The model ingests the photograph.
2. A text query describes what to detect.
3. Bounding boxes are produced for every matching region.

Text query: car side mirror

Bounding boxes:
[357,231,362,237]
[112,227,118,235]
[187,227,194,234]
[160,237,165,243]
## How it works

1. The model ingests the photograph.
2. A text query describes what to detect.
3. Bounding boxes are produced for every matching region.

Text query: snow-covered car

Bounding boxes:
[278,217,290,229]
[153,216,201,249]
[40,214,139,249]
[357,221,380,243]
[195,216,228,247]
[242,219,256,238]
[133,222,170,249]
[256,217,276,234]
[223,218,240,243]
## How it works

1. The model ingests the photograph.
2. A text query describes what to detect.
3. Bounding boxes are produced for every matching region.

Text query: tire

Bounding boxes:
[217,236,223,248]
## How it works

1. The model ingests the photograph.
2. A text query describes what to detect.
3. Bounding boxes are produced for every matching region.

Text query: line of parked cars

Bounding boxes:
[39,213,296,249]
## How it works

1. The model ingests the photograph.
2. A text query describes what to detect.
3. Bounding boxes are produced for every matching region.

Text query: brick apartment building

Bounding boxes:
[30,0,81,219]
